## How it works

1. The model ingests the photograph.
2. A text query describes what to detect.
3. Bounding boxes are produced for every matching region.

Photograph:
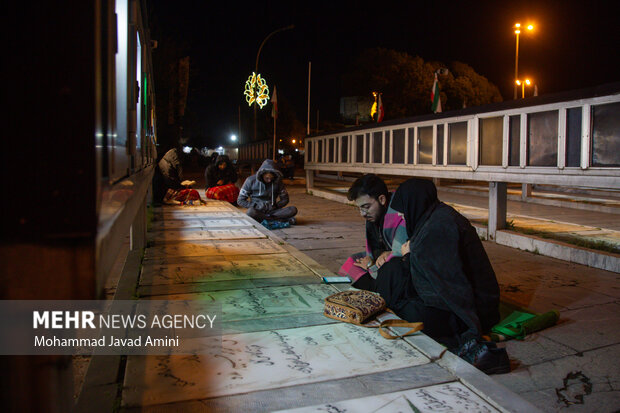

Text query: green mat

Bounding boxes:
[491,302,560,341]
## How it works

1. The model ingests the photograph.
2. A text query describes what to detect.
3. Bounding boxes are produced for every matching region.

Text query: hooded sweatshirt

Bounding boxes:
[237,159,289,211]
[205,154,238,189]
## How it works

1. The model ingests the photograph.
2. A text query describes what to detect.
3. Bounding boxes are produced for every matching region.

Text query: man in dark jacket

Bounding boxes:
[237,159,298,223]
[153,147,185,203]
[347,175,509,375]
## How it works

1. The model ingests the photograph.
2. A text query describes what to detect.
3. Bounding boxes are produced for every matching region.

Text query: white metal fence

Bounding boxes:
[304,85,620,239]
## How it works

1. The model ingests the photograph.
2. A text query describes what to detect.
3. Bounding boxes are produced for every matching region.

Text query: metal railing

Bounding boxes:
[304,84,620,239]
[238,139,273,171]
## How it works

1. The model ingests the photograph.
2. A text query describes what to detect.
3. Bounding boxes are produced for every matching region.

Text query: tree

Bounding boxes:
[342,48,502,120]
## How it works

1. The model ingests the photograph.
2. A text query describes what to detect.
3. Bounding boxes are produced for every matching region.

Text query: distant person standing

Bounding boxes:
[204,154,239,203]
[237,159,297,224]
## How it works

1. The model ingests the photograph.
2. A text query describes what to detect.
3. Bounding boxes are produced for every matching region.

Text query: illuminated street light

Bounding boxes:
[515,78,532,98]
[514,22,534,99]
[292,139,296,144]
[230,134,237,142]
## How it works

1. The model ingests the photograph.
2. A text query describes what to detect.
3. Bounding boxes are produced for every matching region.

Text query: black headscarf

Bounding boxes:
[389,179,439,237]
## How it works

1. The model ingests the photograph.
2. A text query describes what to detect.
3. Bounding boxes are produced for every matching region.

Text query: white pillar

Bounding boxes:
[305,169,314,193]
[521,183,532,200]
[488,182,507,241]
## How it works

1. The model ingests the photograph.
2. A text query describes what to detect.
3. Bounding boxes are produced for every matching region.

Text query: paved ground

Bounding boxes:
[266,179,620,412]
[115,200,540,412]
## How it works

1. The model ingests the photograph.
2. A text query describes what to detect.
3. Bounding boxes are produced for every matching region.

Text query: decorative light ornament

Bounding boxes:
[244,72,270,109]
[370,91,378,118]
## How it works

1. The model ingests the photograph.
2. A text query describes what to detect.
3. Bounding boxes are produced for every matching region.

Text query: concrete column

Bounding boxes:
[521,183,532,200]
[488,182,507,241]
[306,169,314,193]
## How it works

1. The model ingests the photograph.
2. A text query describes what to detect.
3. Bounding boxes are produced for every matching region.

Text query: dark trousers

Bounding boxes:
[246,206,298,222]
[357,256,467,349]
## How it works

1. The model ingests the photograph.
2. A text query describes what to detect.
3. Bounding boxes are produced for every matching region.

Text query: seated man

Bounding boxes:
[341,174,509,374]
[204,154,239,203]
[237,159,298,224]
[338,174,408,286]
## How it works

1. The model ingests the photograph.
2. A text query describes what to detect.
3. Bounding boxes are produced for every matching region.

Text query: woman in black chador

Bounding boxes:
[375,178,509,374]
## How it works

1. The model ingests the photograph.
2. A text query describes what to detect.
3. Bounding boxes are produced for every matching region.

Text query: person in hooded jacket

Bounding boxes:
[204,154,239,203]
[345,175,509,375]
[237,159,298,223]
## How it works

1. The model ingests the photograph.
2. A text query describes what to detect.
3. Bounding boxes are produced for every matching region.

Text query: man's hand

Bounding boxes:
[375,251,391,268]
[353,255,372,270]
[401,240,411,256]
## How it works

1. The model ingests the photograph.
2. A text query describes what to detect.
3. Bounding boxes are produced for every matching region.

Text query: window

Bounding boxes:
[448,122,467,165]
[393,129,405,164]
[508,115,520,166]
[407,128,415,163]
[479,117,503,166]
[418,126,433,164]
[565,108,582,167]
[591,102,620,166]
[355,134,364,163]
[340,136,349,163]
[436,125,444,165]
[373,132,382,163]
[527,111,558,166]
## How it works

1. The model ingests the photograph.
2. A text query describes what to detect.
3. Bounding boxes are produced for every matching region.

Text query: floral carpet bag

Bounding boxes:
[324,290,423,339]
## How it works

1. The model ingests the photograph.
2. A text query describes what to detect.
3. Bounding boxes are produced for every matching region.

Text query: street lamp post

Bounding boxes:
[513,23,534,99]
[253,25,294,142]
[515,78,532,98]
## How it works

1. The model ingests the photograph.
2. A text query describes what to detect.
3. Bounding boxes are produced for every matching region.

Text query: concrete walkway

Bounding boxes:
[117,198,542,412]
[269,180,620,412]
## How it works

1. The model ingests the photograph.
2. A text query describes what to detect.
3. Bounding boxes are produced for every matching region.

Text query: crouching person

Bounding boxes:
[237,159,297,224]
[342,174,509,375]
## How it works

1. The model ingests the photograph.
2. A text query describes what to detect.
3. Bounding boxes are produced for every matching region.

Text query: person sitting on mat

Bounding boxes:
[237,159,297,224]
[204,154,239,203]
[341,174,509,375]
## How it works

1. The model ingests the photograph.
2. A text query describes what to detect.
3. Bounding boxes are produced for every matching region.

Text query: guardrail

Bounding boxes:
[304,84,620,239]
[237,139,273,171]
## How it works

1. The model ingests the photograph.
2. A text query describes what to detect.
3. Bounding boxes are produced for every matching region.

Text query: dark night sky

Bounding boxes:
[147,0,619,148]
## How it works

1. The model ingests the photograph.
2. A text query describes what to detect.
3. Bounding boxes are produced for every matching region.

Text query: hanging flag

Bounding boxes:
[431,73,442,113]
[271,85,278,119]
[377,93,384,122]
[533,85,538,97]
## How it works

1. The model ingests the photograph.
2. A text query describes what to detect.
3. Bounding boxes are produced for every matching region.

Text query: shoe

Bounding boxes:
[261,219,290,229]
[288,217,297,225]
[457,339,510,375]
